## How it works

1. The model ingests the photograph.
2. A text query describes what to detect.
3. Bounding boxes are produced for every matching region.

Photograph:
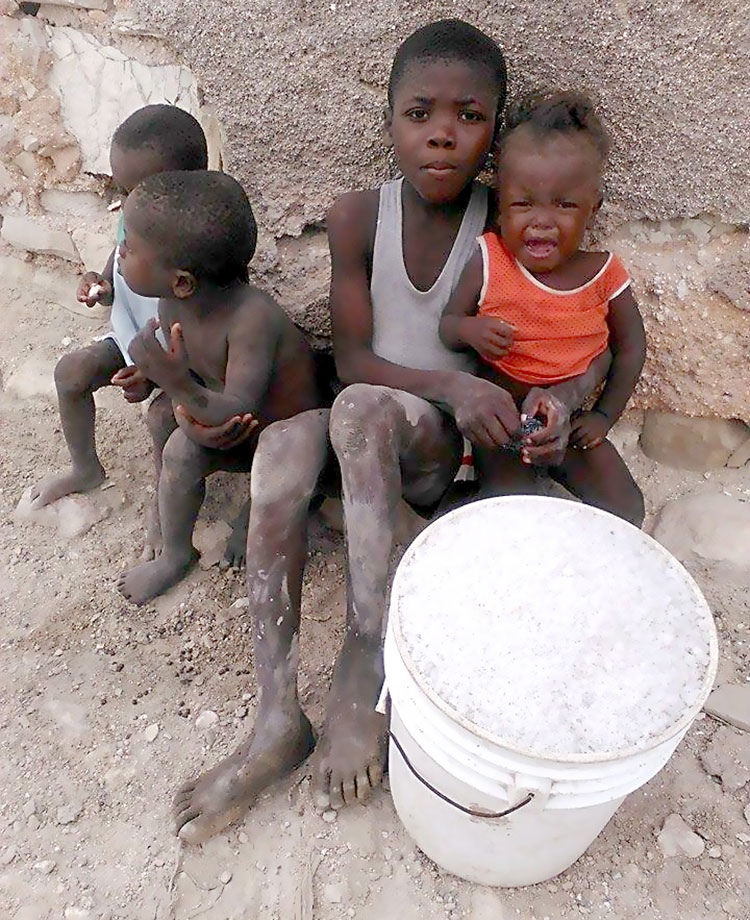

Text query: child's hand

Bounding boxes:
[519,387,571,467]
[448,375,520,448]
[77,272,113,307]
[128,320,190,395]
[111,366,154,403]
[462,316,514,361]
[570,409,610,450]
[174,405,259,450]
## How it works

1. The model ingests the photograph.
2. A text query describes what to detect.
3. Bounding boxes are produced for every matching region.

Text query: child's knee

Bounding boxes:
[146,393,175,439]
[330,384,393,454]
[161,428,206,477]
[54,350,96,396]
[623,482,645,528]
[252,413,328,505]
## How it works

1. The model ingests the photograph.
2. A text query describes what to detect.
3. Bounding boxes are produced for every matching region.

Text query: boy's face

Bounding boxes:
[117,197,173,298]
[110,142,170,196]
[497,128,603,274]
[386,59,499,205]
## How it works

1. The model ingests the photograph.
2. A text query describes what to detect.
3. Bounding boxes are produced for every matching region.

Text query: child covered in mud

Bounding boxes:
[116,170,325,605]
[29,106,209,531]
[440,92,645,525]
[172,20,553,844]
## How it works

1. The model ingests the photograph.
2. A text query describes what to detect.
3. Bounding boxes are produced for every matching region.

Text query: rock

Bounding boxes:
[56,802,81,825]
[0,846,17,865]
[144,723,160,743]
[700,727,750,791]
[1,216,79,261]
[41,0,109,9]
[41,189,108,218]
[231,597,250,609]
[469,888,507,919]
[64,908,92,920]
[14,151,38,180]
[704,684,750,732]
[657,814,705,858]
[745,803,750,826]
[15,488,108,540]
[27,814,40,831]
[219,870,232,884]
[708,846,722,858]
[726,437,750,469]
[321,809,337,823]
[33,859,56,874]
[323,883,343,904]
[640,412,750,470]
[22,798,37,818]
[194,519,233,570]
[50,146,82,182]
[70,228,114,273]
[195,710,219,730]
[652,493,750,584]
[238,831,249,844]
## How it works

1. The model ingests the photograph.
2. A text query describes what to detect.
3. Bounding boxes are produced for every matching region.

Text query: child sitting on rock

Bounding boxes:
[29,105,208,542]
[440,91,646,525]
[116,170,326,605]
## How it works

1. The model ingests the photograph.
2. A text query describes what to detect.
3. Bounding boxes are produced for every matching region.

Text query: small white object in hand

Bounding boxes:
[88,283,104,300]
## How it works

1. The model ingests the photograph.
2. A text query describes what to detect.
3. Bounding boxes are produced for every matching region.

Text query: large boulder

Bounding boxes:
[640,411,750,470]
[652,492,750,584]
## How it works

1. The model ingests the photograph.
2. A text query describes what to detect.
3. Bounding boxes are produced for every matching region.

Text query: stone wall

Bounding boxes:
[0,0,748,421]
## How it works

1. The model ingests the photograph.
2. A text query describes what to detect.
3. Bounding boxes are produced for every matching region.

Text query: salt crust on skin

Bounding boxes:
[395,498,714,758]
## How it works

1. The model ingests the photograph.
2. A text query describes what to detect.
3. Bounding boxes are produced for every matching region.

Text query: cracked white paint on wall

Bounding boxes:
[47,27,200,174]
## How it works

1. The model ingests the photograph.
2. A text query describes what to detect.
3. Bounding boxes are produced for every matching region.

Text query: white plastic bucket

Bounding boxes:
[384,496,718,887]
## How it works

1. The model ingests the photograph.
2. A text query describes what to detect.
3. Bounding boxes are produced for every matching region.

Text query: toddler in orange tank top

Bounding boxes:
[440,91,646,525]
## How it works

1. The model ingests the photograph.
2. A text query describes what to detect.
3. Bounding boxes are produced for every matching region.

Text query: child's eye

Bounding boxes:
[510,200,531,208]
[459,110,485,123]
[558,201,579,209]
[406,108,428,121]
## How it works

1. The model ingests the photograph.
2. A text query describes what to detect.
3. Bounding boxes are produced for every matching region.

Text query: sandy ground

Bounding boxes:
[0,254,749,920]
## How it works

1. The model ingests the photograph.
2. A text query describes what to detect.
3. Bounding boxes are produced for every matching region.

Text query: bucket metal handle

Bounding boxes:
[389,731,535,820]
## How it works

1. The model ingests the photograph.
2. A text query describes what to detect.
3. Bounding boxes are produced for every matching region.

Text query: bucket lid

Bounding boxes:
[391,496,718,760]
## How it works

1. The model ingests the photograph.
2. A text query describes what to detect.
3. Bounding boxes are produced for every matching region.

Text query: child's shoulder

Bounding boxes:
[327,188,380,231]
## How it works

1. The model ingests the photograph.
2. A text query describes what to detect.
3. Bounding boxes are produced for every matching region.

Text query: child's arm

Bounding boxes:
[329,193,520,448]
[76,248,116,307]
[128,305,277,428]
[570,288,645,449]
[439,251,514,360]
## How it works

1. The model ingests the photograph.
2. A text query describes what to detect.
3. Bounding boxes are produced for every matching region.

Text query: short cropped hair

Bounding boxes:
[500,91,611,162]
[130,170,257,287]
[388,19,507,114]
[113,104,208,171]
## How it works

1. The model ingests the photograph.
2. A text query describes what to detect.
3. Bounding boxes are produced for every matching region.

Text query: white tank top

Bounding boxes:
[370,177,488,373]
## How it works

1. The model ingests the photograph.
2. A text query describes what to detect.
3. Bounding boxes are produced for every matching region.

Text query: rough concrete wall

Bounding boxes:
[1,0,748,420]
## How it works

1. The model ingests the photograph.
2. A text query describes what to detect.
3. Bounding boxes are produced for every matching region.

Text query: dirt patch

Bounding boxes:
[0,257,749,918]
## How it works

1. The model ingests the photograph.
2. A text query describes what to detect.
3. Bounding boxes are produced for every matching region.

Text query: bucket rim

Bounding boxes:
[390,495,719,765]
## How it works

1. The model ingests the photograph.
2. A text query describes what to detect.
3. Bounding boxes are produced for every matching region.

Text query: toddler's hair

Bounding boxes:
[113,104,208,171]
[501,91,611,162]
[130,170,257,287]
[388,19,507,113]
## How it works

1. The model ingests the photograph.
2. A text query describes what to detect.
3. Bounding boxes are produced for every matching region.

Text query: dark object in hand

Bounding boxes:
[502,416,544,453]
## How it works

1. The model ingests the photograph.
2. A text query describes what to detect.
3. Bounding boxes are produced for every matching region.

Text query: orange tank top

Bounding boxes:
[477,232,630,385]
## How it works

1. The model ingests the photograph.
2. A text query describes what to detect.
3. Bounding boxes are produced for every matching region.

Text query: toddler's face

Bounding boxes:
[110,142,170,197]
[497,128,602,274]
[387,59,498,204]
[117,198,170,298]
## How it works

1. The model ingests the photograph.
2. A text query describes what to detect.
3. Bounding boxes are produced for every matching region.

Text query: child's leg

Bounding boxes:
[550,440,645,527]
[312,384,462,811]
[118,427,252,605]
[141,392,177,560]
[173,409,332,843]
[30,339,125,507]
[475,445,538,498]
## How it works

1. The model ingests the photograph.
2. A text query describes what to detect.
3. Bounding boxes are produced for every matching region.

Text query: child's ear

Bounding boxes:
[172,270,196,299]
[382,105,394,147]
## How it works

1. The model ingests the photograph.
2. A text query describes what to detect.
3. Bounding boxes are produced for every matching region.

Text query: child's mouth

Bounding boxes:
[524,238,557,259]
[423,161,456,177]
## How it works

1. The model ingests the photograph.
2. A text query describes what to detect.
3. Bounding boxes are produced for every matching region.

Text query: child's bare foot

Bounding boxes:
[29,464,106,508]
[312,634,387,810]
[141,497,162,561]
[174,705,315,843]
[117,550,199,605]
